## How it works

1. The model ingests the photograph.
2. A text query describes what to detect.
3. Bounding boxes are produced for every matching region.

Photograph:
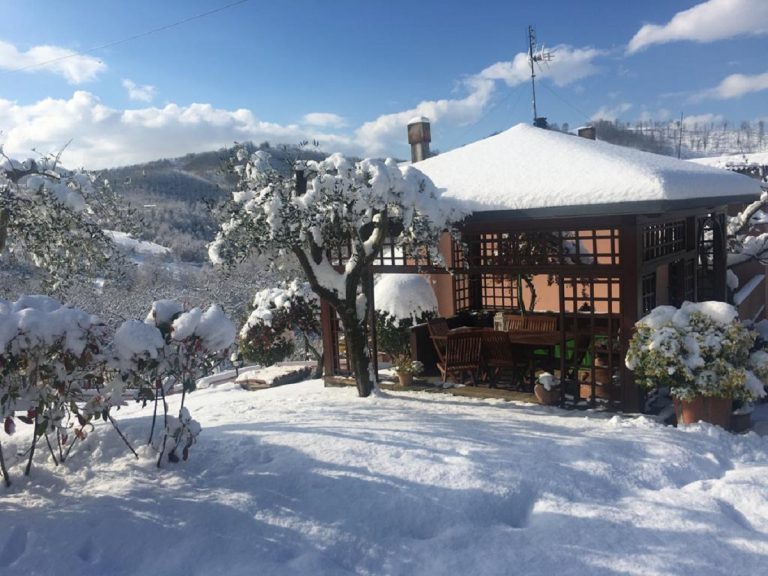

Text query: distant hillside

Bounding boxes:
[588,119,768,159]
[101,143,328,262]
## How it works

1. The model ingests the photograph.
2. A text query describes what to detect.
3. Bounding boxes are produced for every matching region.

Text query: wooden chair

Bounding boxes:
[525,315,557,332]
[503,315,527,333]
[503,314,558,333]
[427,318,450,364]
[481,330,527,388]
[437,331,482,385]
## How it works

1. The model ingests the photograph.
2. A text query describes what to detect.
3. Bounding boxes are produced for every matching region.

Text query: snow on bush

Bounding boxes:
[626,301,768,401]
[114,301,236,466]
[240,280,320,368]
[0,295,235,487]
[374,274,438,322]
[0,296,109,485]
[374,274,437,358]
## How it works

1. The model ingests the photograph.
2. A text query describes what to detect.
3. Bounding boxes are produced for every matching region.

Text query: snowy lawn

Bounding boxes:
[2,380,768,576]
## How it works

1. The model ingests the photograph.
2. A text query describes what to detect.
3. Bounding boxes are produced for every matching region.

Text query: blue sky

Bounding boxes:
[1,0,767,168]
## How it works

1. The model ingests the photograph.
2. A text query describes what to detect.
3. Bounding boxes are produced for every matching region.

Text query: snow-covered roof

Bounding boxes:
[689,151,768,169]
[407,115,430,125]
[412,124,761,213]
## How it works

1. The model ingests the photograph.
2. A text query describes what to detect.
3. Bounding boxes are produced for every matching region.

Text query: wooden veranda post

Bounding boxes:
[619,217,641,412]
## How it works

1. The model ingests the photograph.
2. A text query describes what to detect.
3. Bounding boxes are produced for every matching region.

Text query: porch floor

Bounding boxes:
[325,374,538,404]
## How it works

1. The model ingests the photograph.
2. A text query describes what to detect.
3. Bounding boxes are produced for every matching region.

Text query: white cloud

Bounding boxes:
[693,71,768,100]
[637,108,672,123]
[356,45,604,155]
[0,46,605,167]
[682,113,724,127]
[628,0,768,53]
[590,103,633,122]
[0,92,353,169]
[122,79,156,102]
[302,112,346,128]
[0,40,105,84]
[477,45,605,88]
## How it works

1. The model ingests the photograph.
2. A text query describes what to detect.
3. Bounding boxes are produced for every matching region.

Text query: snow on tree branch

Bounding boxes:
[0,147,140,290]
[210,148,462,397]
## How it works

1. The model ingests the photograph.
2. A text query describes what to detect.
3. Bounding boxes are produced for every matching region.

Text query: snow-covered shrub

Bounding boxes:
[390,354,423,376]
[374,274,437,358]
[0,295,236,486]
[0,296,109,484]
[239,280,320,368]
[626,301,768,401]
[115,300,236,465]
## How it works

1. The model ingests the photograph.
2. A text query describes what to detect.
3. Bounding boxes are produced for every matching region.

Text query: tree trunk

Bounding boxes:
[343,320,374,397]
[0,208,9,254]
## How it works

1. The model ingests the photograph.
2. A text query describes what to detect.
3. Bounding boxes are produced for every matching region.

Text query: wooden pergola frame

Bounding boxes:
[320,195,753,413]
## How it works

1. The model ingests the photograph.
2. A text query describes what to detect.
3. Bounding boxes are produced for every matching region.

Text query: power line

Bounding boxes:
[8,0,251,74]
[539,82,592,125]
[441,82,526,151]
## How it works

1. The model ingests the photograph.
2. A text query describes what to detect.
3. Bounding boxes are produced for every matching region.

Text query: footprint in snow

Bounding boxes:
[0,526,28,567]
[77,537,100,564]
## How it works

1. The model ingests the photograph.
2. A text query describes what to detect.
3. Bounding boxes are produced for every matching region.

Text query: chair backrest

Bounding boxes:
[445,332,482,366]
[525,316,557,332]
[481,330,515,364]
[427,318,450,339]
[503,315,527,333]
[502,313,557,333]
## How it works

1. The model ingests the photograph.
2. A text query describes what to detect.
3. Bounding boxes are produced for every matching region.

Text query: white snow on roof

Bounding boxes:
[407,115,430,125]
[689,151,768,169]
[412,124,761,212]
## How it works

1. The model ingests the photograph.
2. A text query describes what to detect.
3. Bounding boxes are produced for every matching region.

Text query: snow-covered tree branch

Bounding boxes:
[210,149,459,396]
[0,147,138,290]
[728,190,768,269]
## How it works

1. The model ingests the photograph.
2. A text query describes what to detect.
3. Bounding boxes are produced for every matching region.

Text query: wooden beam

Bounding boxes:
[618,218,641,413]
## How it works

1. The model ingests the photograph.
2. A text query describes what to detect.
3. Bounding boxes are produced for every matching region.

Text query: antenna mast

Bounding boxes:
[527,25,553,128]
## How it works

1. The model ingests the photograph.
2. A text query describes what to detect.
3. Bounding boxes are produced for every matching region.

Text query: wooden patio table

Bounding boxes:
[504,331,580,385]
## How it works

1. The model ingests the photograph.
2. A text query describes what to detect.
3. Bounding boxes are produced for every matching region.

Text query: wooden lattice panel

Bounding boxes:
[642,219,686,262]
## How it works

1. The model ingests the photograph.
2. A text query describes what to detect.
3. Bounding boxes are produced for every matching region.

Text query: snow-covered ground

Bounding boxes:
[2,380,768,576]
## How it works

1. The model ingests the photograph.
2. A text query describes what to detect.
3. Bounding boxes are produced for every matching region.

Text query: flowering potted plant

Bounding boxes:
[391,354,424,387]
[626,301,767,428]
[534,372,561,405]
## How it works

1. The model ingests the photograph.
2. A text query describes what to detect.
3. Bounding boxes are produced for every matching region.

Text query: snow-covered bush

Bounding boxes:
[390,355,423,376]
[0,296,236,486]
[115,300,237,465]
[0,296,109,485]
[210,148,459,396]
[626,301,768,402]
[239,280,320,369]
[374,274,437,359]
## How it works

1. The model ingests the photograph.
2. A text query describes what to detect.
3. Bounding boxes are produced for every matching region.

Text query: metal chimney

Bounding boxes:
[577,126,596,140]
[407,116,431,162]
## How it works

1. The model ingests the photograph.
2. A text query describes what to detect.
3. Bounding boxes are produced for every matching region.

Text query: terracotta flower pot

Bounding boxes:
[674,396,732,428]
[534,383,560,405]
[397,373,413,387]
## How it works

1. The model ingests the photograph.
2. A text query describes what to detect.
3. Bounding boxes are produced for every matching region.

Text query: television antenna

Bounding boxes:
[527,25,554,128]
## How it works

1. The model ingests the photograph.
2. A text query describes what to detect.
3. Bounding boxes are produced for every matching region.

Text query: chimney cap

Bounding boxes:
[407,115,431,126]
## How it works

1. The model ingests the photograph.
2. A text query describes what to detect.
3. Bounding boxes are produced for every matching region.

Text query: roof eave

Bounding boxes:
[463,194,761,222]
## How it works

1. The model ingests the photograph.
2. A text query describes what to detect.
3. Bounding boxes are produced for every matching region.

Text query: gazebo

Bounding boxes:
[320,123,762,412]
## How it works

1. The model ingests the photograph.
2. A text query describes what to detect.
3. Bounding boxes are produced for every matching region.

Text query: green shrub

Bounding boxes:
[625,301,767,401]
